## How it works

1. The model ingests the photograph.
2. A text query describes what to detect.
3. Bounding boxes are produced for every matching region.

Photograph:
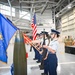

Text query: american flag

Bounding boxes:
[31,14,37,40]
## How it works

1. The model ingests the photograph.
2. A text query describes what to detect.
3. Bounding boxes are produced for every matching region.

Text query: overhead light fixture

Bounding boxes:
[55,14,59,17]
[68,4,72,9]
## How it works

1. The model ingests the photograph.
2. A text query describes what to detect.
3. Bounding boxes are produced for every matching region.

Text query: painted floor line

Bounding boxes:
[59,62,75,64]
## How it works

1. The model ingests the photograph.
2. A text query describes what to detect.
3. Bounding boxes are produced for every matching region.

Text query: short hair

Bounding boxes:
[36,33,40,36]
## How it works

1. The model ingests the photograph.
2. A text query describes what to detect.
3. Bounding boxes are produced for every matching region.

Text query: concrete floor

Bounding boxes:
[0,43,75,75]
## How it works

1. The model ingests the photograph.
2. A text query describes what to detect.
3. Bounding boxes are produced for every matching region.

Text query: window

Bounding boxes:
[19,10,30,20]
[0,4,15,17]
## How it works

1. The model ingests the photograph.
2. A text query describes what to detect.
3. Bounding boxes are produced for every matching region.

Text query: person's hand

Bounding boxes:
[43,45,47,48]
[44,56,48,60]
[29,41,32,44]
[39,51,43,54]
[37,47,41,51]
[44,54,48,60]
[38,45,42,48]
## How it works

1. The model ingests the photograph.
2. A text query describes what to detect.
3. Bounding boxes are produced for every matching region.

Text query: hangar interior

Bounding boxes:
[0,0,75,75]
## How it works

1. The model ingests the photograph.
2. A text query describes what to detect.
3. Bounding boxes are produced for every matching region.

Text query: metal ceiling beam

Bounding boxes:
[41,0,49,14]
[0,1,9,5]
[7,0,12,21]
[55,0,75,17]
[30,3,33,23]
[35,8,52,13]
[10,0,14,3]
[19,0,56,4]
[14,12,29,23]
[35,9,42,13]
[55,0,66,10]
[56,0,62,6]
[13,6,43,9]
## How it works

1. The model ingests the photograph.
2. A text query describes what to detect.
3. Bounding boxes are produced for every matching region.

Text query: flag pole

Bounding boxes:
[13,30,27,75]
[7,0,12,21]
[23,33,40,51]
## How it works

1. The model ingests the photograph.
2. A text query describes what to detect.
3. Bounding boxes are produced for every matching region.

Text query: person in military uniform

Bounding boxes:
[64,36,74,46]
[40,31,50,75]
[30,31,50,75]
[42,29,60,75]
[33,33,41,63]
[35,33,42,63]
[63,36,68,46]
[68,36,74,46]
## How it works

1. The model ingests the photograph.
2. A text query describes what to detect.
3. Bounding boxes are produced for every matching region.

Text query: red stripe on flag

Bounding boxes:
[31,14,37,40]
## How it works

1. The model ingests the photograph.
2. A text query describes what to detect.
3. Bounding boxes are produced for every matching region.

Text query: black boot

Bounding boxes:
[41,73,47,75]
[39,65,44,70]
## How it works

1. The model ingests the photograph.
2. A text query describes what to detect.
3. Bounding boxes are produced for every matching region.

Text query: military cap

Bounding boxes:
[51,29,60,34]
[40,31,48,35]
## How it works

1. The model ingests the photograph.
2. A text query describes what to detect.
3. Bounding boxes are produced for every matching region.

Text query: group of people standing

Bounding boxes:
[30,29,60,75]
[64,36,74,46]
[11,29,60,75]
[31,31,50,63]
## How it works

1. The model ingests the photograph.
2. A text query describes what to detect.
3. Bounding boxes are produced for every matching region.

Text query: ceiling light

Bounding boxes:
[68,4,72,9]
[56,14,59,17]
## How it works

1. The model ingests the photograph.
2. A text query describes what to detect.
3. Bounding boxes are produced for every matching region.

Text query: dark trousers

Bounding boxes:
[30,46,32,52]
[38,52,42,62]
[33,47,42,61]
[48,54,58,75]
[44,58,49,75]
[33,47,38,59]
